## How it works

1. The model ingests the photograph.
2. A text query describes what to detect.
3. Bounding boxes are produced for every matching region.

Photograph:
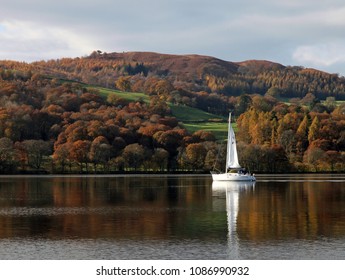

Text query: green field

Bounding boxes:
[183,122,228,140]
[95,87,150,103]
[91,86,228,139]
[169,104,228,140]
[169,104,224,122]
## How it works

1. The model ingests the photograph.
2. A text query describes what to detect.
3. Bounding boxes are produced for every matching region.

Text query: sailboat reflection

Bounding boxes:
[212,181,255,258]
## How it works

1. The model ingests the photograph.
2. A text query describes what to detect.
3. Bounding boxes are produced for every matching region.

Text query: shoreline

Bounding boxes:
[0,171,344,177]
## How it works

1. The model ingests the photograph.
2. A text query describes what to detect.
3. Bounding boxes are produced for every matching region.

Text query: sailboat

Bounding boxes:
[211,113,256,181]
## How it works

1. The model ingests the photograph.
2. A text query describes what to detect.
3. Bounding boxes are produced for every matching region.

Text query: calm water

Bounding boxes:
[0,174,345,260]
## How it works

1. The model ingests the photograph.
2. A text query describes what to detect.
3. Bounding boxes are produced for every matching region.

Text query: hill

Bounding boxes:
[0,51,345,174]
[23,51,344,100]
[2,51,345,105]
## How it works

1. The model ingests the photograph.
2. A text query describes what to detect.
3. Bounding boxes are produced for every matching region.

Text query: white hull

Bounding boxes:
[211,172,256,182]
[212,180,255,190]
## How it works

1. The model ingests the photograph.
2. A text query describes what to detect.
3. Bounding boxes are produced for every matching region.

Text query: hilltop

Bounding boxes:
[1,51,345,103]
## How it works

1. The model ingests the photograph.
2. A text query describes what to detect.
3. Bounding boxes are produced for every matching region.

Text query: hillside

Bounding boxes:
[26,51,345,100]
[90,85,228,140]
[1,51,345,104]
[0,51,344,174]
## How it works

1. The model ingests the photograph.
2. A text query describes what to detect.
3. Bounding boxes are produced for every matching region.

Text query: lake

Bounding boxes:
[0,174,344,260]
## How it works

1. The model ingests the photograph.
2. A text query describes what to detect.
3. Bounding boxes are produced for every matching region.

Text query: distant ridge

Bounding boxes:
[89,51,240,77]
[89,51,287,75]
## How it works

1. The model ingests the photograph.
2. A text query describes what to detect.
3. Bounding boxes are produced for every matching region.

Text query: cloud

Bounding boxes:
[1,0,345,74]
[293,43,345,67]
[0,20,96,61]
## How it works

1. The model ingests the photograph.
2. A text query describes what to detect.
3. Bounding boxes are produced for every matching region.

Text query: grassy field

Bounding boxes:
[169,104,225,122]
[183,122,228,140]
[169,104,228,140]
[95,87,150,103]
[91,86,228,139]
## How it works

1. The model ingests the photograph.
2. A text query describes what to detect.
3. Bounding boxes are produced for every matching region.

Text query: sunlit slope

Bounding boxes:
[94,86,228,140]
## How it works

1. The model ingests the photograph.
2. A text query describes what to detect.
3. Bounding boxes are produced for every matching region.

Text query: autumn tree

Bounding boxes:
[22,140,52,170]
[151,148,169,171]
[0,137,16,173]
[115,76,131,92]
[122,143,146,171]
[107,94,129,107]
[308,116,320,143]
[154,80,174,97]
[89,136,113,172]
[279,129,297,162]
[204,144,219,171]
[179,143,207,170]
[69,140,91,172]
[53,142,72,173]
[109,156,125,171]
[191,130,216,142]
[325,150,341,172]
[149,96,170,116]
[303,147,326,172]
[250,111,272,145]
[296,115,310,156]
[237,143,262,172]
[237,109,258,144]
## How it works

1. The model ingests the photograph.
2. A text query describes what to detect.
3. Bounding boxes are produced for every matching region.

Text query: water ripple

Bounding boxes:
[0,206,188,217]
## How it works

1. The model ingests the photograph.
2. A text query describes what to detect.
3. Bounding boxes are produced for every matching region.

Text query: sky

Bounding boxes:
[1,0,345,75]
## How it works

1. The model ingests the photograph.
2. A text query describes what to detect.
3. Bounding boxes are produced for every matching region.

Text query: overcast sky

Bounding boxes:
[1,0,345,75]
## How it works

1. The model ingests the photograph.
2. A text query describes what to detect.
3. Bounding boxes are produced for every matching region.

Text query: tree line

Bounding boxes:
[3,51,345,117]
[236,99,345,172]
[0,69,219,173]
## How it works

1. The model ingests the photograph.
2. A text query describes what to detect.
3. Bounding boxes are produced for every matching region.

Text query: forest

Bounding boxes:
[0,51,344,174]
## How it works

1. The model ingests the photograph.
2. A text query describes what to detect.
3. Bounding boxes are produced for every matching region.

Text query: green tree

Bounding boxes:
[235,94,252,115]
[324,96,336,112]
